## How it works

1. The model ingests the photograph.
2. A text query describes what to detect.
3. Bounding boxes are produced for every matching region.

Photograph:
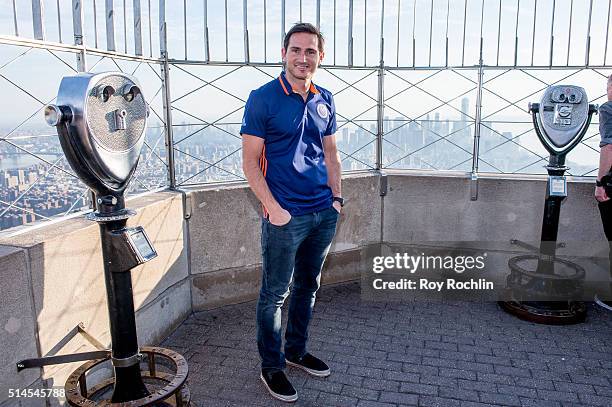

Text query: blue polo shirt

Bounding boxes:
[240,72,337,216]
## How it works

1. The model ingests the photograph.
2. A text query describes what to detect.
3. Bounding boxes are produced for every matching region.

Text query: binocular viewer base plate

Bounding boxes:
[499,300,587,325]
[65,346,190,406]
[502,248,587,325]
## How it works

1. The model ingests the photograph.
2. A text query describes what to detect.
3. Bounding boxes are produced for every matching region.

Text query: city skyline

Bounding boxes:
[0,93,599,231]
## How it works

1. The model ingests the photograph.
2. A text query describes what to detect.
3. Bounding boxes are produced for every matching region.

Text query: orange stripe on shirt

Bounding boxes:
[278,76,290,95]
[260,145,269,217]
[260,145,267,176]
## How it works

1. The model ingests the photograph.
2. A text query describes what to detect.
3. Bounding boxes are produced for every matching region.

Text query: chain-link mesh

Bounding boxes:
[0,45,85,231]
[382,69,478,172]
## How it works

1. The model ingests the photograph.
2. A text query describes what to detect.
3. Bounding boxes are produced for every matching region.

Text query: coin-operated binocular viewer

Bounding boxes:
[500,85,598,324]
[16,73,190,405]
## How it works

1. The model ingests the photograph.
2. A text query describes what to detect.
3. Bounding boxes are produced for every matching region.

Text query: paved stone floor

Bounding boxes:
[162,282,612,407]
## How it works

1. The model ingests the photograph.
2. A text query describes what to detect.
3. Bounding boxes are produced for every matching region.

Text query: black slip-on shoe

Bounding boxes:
[286,353,331,377]
[260,370,298,402]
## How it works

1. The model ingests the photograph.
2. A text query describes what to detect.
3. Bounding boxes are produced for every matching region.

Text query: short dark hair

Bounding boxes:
[283,23,325,53]
[608,74,612,87]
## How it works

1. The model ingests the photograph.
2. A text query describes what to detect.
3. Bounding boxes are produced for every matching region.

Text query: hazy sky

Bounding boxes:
[2,1,611,65]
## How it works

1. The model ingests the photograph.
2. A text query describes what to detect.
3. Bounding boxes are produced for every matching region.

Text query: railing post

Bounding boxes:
[105,0,116,51]
[376,37,385,171]
[471,38,484,201]
[11,0,19,36]
[281,0,286,46]
[203,0,210,62]
[72,0,87,71]
[348,0,353,66]
[134,0,143,56]
[375,2,385,171]
[31,0,45,40]
[159,0,176,189]
[243,0,250,63]
[72,0,92,207]
[586,0,594,67]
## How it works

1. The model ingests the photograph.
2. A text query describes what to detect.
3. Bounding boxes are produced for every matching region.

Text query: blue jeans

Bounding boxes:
[256,206,339,372]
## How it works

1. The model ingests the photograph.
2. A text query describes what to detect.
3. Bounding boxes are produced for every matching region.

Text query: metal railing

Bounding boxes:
[1,0,611,232]
[6,1,612,66]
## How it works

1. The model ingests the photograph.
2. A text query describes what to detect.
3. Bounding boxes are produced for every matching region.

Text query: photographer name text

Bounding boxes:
[372,278,494,291]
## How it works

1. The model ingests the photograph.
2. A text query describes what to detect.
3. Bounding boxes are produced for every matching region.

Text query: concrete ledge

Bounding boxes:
[135,278,192,346]
[383,174,604,243]
[322,247,368,285]
[332,173,382,251]
[187,184,262,275]
[191,246,368,311]
[186,173,383,277]
[192,264,261,310]
[0,246,40,400]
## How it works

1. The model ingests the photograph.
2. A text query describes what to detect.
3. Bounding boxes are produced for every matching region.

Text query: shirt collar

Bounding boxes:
[278,71,320,96]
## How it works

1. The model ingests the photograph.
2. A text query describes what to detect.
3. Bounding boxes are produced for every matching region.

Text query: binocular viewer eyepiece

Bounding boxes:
[45,72,148,214]
[528,85,597,158]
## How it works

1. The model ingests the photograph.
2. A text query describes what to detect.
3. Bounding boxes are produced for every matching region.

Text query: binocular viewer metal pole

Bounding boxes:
[500,85,597,324]
[530,101,598,276]
[98,214,151,402]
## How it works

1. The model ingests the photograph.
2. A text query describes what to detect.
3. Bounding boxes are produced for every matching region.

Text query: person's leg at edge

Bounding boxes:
[284,207,339,362]
[598,200,612,303]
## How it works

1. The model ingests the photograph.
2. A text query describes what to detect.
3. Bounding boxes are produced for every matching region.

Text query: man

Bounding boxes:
[240,23,343,402]
[595,74,612,310]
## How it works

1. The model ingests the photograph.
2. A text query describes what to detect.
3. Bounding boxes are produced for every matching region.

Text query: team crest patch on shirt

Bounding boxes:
[316,103,329,119]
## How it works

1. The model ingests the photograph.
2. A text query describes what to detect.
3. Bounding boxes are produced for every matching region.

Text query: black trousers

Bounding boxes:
[599,199,612,242]
[598,200,612,296]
